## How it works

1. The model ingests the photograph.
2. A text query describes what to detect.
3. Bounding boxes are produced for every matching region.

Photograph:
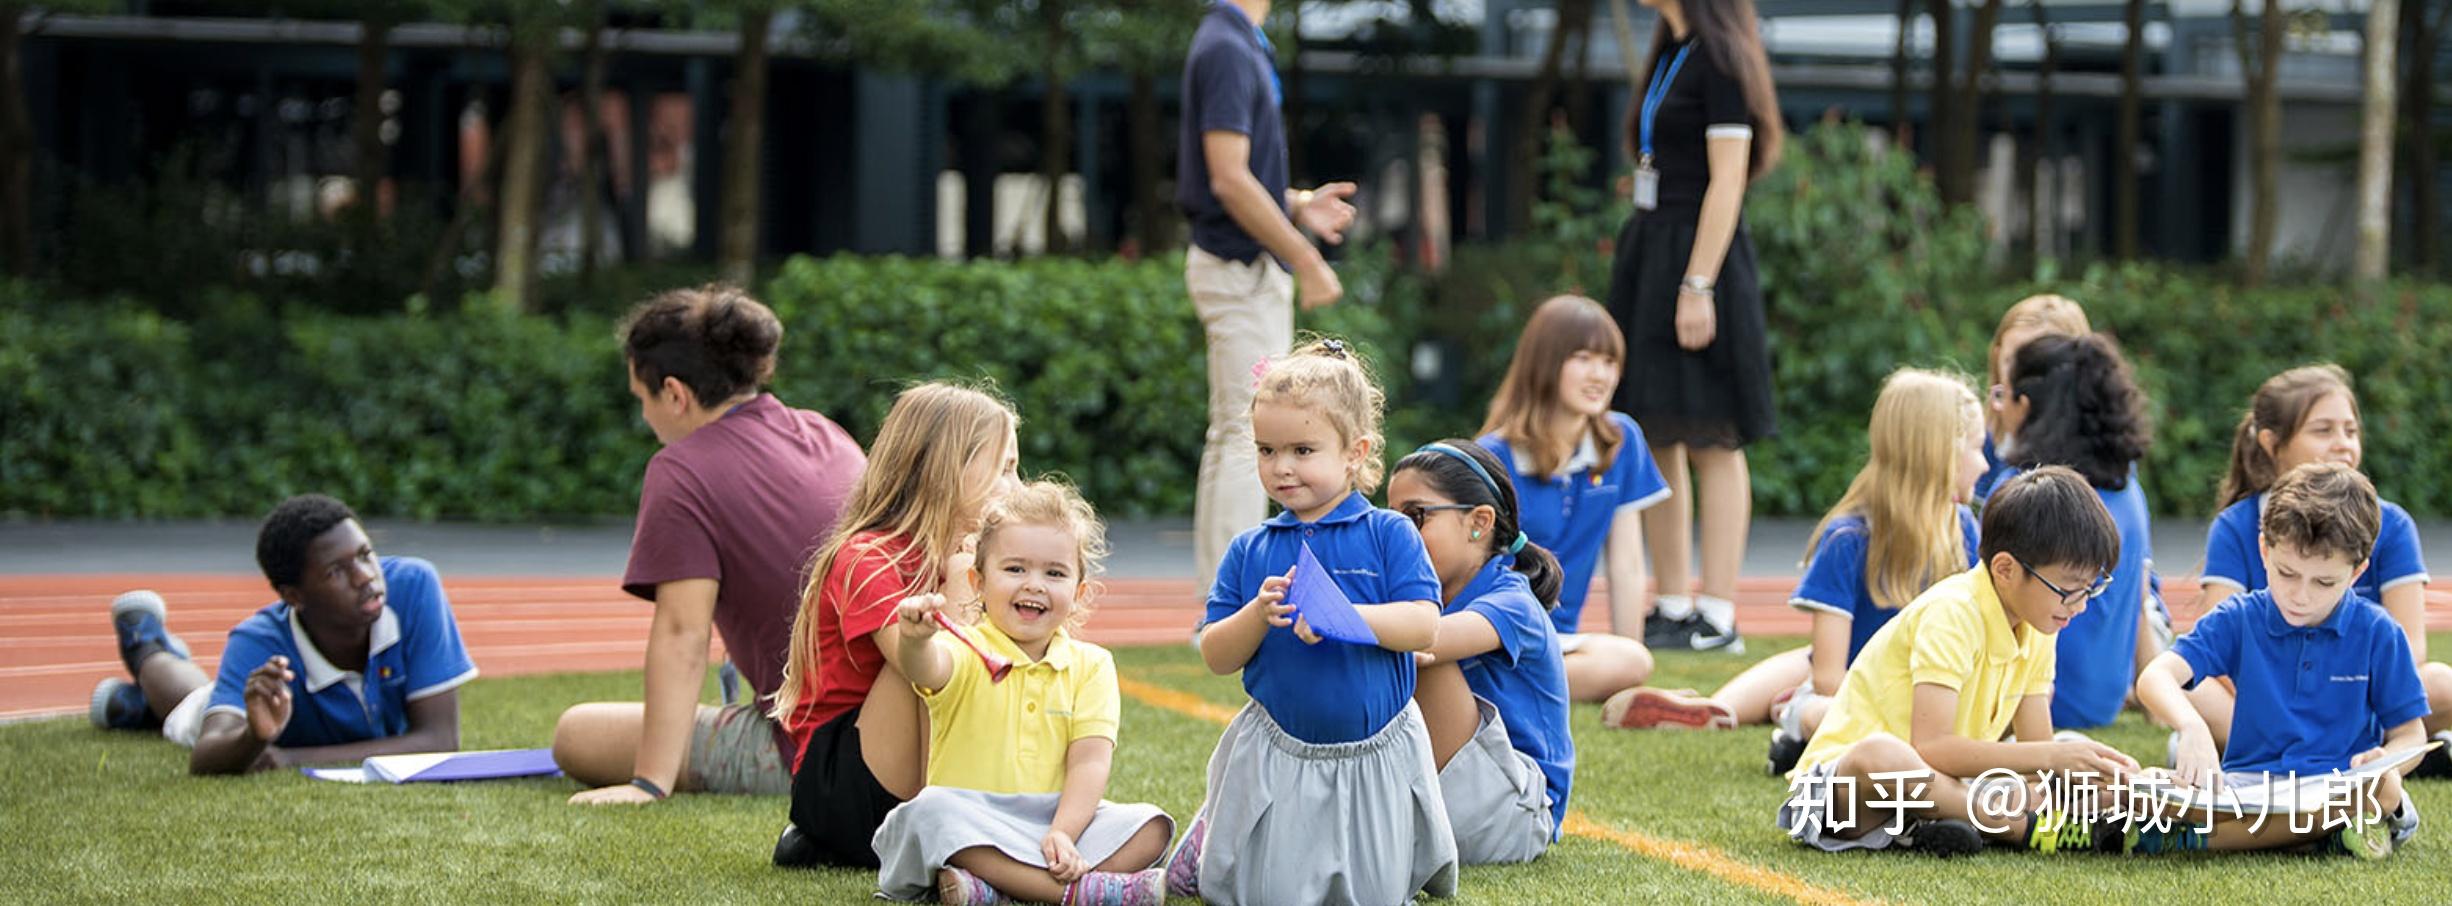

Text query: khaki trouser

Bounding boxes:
[1186,245,1294,601]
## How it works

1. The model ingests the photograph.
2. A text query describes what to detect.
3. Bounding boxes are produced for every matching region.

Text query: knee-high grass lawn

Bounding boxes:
[7,636,2448,904]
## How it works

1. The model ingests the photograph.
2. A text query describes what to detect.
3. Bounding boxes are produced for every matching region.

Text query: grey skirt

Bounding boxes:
[871,787,1172,901]
[1176,700,1459,905]
[1438,696,1556,865]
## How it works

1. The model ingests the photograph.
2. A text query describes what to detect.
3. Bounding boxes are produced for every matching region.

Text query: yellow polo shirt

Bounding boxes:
[920,621,1120,794]
[1791,566,2057,778]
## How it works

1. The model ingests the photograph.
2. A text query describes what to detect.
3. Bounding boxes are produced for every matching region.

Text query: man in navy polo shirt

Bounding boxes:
[1180,0,1362,594]
[90,494,476,775]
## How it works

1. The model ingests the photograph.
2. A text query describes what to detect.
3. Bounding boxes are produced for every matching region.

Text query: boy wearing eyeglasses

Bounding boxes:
[1774,467,2140,856]
[2131,462,2426,859]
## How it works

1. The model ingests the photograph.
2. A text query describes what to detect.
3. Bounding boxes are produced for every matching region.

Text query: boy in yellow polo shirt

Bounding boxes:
[868,482,1175,906]
[1778,467,2141,856]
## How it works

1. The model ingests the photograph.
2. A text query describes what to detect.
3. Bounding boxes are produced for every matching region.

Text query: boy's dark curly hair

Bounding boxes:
[2004,332,2154,491]
[255,494,359,588]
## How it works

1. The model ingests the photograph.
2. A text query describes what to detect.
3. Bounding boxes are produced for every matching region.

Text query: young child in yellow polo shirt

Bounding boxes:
[1778,467,2141,856]
[869,481,1174,906]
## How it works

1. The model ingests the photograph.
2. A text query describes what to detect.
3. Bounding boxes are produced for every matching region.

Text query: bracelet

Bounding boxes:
[1680,275,1716,296]
[1294,189,1315,208]
[629,776,669,800]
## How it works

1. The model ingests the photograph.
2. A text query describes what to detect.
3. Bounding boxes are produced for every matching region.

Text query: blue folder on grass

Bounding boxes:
[302,747,562,784]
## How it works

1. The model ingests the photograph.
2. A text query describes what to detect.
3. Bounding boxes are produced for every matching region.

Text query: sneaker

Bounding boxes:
[89,678,155,730]
[110,590,190,675]
[1765,728,1807,777]
[2023,809,2128,854]
[1641,610,1689,649]
[2322,815,2396,860]
[1642,611,1746,653]
[1065,868,1165,906]
[1600,687,1736,730]
[2410,730,2452,780]
[770,824,820,869]
[1895,818,1985,857]
[936,867,1014,906]
[1164,812,1207,898]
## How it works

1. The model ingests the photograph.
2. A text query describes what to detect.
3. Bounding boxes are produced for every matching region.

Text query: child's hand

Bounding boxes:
[243,655,295,743]
[1414,651,1438,668]
[1292,615,1322,645]
[1041,829,1089,883]
[2349,746,2389,769]
[895,593,948,640]
[2171,726,2223,791]
[943,533,980,604]
[2048,737,2139,782]
[1249,567,1296,628]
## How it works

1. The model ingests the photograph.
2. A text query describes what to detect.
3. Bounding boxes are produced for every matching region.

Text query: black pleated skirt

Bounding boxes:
[1604,206,1776,449]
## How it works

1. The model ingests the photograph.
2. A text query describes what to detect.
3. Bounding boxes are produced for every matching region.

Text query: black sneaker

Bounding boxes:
[1648,611,1746,653]
[2410,731,2452,780]
[1896,819,1985,857]
[771,824,821,868]
[1641,610,1689,649]
[1765,729,1807,777]
[89,678,155,730]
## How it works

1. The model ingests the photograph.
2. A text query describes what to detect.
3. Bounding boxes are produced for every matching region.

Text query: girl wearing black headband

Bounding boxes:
[1388,440,1575,865]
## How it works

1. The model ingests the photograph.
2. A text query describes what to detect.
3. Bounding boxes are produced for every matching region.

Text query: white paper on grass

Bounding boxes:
[2132,741,2440,815]
[302,767,373,783]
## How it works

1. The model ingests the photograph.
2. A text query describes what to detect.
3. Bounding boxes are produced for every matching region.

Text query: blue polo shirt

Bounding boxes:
[1479,413,1672,635]
[2201,494,2432,607]
[1788,507,1980,664]
[2050,476,2155,729]
[1205,491,1442,744]
[202,557,478,748]
[1176,1,1289,263]
[2173,589,2430,776]
[1972,433,2014,504]
[1447,555,1574,834]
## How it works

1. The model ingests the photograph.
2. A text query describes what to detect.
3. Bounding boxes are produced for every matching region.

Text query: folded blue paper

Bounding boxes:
[1288,542,1380,645]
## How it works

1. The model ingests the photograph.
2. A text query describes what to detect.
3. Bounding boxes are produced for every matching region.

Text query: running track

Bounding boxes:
[6,574,2447,720]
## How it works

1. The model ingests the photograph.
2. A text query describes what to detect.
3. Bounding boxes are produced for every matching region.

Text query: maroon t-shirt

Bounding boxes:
[622,394,865,761]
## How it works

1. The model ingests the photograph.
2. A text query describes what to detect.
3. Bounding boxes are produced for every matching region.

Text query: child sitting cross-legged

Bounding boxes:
[2133,462,2428,859]
[869,481,1174,905]
[1776,467,2140,856]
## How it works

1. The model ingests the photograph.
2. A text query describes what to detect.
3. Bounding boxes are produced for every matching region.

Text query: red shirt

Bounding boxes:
[787,531,921,769]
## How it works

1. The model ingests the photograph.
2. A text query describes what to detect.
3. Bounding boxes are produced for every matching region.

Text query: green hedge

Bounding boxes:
[8,122,2451,520]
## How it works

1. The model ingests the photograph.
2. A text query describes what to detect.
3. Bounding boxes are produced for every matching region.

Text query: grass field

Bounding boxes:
[7,635,2449,904]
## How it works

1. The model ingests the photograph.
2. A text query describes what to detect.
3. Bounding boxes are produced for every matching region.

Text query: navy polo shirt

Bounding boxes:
[1205,491,1442,744]
[2050,476,2155,730]
[1176,0,1289,263]
[1448,555,1574,834]
[202,557,478,748]
[2173,589,2430,776]
[1788,507,1980,664]
[1480,413,1671,635]
[2201,493,2432,607]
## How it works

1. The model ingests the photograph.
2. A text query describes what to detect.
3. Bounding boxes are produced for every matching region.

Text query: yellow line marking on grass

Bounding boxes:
[1116,674,1884,906]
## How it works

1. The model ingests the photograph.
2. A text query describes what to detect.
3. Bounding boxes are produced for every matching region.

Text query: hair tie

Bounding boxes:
[1507,532,1528,555]
[1416,442,1504,503]
[1320,338,1349,359]
[1249,357,1271,390]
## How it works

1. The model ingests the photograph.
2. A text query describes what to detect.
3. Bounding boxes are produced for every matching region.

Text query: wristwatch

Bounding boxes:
[1680,275,1716,296]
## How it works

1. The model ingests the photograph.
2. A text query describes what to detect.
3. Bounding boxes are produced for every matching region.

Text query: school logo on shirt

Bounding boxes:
[1330,568,1380,579]
[2330,674,2370,683]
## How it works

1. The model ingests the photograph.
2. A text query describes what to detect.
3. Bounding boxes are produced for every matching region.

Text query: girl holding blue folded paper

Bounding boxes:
[1171,337,1458,905]
[1388,439,1574,866]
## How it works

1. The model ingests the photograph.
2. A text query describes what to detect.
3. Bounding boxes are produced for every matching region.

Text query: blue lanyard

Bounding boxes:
[1250,14,1282,107]
[1638,44,1696,162]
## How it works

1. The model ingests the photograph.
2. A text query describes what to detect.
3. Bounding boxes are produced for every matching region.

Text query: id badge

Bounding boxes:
[1633,164,1660,211]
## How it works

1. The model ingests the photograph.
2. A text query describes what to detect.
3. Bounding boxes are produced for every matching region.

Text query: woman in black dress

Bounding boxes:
[1611,0,1784,653]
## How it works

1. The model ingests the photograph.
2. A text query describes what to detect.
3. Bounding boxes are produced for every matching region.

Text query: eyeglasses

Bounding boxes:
[1400,504,1475,528]
[2014,557,2112,605]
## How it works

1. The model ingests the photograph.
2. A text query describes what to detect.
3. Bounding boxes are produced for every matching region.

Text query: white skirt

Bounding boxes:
[871,787,1172,900]
[1175,700,1458,905]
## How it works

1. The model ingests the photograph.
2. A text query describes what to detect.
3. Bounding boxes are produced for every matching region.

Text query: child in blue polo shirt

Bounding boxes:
[2190,364,2452,775]
[1171,337,1457,905]
[91,494,477,775]
[1390,439,1574,865]
[1477,295,1675,704]
[2136,462,2429,858]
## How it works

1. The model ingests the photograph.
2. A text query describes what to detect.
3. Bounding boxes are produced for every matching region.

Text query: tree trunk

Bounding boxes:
[492,41,551,311]
[2356,0,2400,283]
[1037,2,1072,256]
[0,4,34,276]
[578,9,611,282]
[1565,13,1595,138]
[1925,0,1961,202]
[2402,0,2444,272]
[1943,0,2004,208]
[2029,1,2057,264]
[1891,0,1914,148]
[2115,0,2145,260]
[718,8,770,285]
[351,13,391,217]
[1285,2,1305,183]
[1126,67,1165,255]
[2232,0,2282,286]
[1510,0,1587,234]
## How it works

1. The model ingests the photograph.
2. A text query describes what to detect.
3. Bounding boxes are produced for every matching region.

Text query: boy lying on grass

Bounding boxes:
[91,494,476,775]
